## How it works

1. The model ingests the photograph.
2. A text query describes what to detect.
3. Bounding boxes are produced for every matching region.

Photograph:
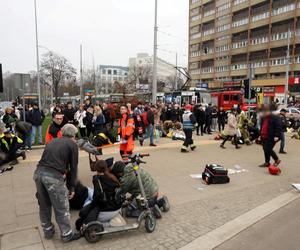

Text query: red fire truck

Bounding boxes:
[211,90,257,111]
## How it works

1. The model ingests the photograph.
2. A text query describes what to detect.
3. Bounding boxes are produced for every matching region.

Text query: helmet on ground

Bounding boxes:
[268,164,281,175]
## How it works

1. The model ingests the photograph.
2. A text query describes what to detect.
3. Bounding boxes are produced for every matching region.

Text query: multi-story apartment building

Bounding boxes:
[188,0,300,88]
[96,65,128,94]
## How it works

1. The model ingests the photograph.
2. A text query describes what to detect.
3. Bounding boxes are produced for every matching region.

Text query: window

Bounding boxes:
[203,29,214,36]
[203,9,215,17]
[191,32,201,40]
[218,14,230,21]
[232,40,247,49]
[192,0,200,4]
[102,69,106,74]
[217,35,230,41]
[107,69,112,75]
[232,94,241,102]
[113,70,117,75]
[216,44,230,52]
[223,95,230,101]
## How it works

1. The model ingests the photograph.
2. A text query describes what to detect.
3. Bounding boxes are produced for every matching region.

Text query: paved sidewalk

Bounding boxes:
[0,135,299,250]
[216,196,300,250]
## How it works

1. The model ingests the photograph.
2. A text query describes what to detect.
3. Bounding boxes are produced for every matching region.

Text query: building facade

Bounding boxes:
[96,65,128,94]
[188,0,300,89]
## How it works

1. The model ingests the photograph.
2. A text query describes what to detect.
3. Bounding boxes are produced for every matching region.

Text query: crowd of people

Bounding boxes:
[0,97,298,243]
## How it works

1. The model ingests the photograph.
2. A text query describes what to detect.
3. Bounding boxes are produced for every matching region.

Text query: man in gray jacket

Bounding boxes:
[33,124,80,242]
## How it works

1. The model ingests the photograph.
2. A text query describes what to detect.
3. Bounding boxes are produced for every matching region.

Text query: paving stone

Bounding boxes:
[1,228,41,250]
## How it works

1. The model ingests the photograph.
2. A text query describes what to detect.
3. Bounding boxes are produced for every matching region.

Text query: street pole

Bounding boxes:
[34,0,41,108]
[175,52,178,90]
[80,44,83,102]
[248,65,254,117]
[284,29,291,106]
[152,0,158,104]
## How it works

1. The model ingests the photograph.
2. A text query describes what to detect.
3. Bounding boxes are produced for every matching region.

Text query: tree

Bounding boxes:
[127,64,152,93]
[40,51,76,101]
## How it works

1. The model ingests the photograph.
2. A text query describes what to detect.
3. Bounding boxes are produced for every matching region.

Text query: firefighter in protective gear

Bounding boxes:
[181,105,197,153]
[0,129,25,166]
[118,106,135,156]
[238,110,251,145]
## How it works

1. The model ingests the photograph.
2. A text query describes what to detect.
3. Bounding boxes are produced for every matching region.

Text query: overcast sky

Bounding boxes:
[0,0,188,74]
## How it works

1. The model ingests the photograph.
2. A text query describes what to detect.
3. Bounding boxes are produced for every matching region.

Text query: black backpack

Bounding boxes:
[202,164,230,185]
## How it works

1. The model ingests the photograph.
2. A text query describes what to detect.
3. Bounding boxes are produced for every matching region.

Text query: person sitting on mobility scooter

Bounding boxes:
[75,160,123,232]
[111,155,170,219]
[80,154,161,243]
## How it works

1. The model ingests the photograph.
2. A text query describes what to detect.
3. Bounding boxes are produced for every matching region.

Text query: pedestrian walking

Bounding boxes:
[279,108,288,154]
[33,124,81,242]
[259,105,281,167]
[220,108,240,149]
[181,105,196,153]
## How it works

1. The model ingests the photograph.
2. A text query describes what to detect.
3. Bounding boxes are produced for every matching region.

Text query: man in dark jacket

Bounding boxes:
[171,104,182,123]
[64,102,76,125]
[279,109,288,154]
[28,103,45,145]
[194,105,206,136]
[146,106,156,147]
[217,107,226,132]
[34,124,81,242]
[259,106,282,167]
[204,103,213,134]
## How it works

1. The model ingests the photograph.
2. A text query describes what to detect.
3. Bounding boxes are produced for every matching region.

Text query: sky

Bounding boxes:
[0,0,189,74]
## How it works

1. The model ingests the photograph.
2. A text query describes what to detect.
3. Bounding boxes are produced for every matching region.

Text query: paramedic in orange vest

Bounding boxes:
[45,113,65,144]
[118,105,135,156]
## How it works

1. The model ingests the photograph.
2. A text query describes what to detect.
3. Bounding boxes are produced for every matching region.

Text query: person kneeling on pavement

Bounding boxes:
[112,161,169,218]
[75,160,122,231]
[0,128,25,166]
[33,124,81,243]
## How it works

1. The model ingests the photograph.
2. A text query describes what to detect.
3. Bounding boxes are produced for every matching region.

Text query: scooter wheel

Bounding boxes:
[162,196,170,212]
[145,214,156,233]
[84,223,103,243]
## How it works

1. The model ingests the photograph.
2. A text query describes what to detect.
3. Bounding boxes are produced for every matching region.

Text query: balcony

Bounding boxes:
[190,32,201,41]
[190,51,201,58]
[232,18,249,28]
[232,0,249,13]
[201,67,214,73]
[250,61,268,74]
[231,63,247,71]
[190,14,201,23]
[270,32,292,48]
[190,69,201,75]
[271,4,296,23]
[252,11,269,22]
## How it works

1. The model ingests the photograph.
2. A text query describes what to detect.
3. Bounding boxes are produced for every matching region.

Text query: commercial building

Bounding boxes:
[188,0,300,102]
[96,65,128,94]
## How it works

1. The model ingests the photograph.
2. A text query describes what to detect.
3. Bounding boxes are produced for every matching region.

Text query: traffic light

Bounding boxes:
[0,64,3,93]
[243,79,256,99]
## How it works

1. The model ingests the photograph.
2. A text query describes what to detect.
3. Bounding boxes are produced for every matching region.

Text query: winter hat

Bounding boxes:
[111,161,125,175]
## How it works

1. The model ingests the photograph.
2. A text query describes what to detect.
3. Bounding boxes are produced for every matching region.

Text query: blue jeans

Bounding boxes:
[280,131,285,152]
[31,125,43,144]
[21,132,32,150]
[148,124,154,144]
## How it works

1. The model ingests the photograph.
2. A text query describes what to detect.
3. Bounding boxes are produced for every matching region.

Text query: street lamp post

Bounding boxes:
[152,0,158,104]
[284,29,291,106]
[34,0,42,108]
